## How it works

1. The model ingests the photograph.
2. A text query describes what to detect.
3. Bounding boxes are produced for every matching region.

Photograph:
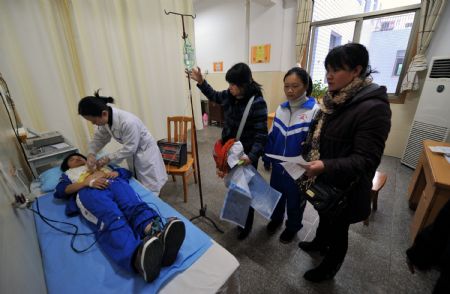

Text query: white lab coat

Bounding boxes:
[88,107,168,193]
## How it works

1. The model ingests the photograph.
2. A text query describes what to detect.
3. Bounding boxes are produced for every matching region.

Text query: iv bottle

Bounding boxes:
[183,39,196,70]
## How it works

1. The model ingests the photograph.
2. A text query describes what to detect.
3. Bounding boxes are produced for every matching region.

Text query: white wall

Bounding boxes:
[0,105,47,293]
[194,0,297,73]
[194,0,298,111]
[194,0,247,73]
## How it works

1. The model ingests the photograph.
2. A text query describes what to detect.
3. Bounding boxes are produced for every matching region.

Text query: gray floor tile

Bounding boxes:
[159,126,437,293]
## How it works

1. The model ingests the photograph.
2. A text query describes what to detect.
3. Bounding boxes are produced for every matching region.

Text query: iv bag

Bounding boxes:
[183,39,195,70]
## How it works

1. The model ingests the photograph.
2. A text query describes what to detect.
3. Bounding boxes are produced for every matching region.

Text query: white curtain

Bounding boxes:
[295,0,313,67]
[0,0,199,153]
[400,0,448,92]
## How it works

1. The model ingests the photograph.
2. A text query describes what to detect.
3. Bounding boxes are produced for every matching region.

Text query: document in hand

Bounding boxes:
[265,154,310,180]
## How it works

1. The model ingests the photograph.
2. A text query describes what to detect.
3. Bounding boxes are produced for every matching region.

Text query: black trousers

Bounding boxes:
[314,214,350,270]
[407,199,450,294]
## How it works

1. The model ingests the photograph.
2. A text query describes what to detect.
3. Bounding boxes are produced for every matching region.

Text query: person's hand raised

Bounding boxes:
[186,66,204,85]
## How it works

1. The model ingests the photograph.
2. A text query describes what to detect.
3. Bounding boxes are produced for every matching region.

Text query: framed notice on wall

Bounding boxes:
[213,61,223,72]
[251,44,271,64]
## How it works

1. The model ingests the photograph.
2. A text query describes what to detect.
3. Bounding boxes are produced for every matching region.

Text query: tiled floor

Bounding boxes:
[159,126,438,294]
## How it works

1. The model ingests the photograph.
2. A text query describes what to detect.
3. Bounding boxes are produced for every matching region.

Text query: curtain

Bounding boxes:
[295,0,313,67]
[0,0,199,153]
[400,0,448,92]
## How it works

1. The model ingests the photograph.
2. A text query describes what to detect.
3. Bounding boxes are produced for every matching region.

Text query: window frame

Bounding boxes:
[306,3,421,103]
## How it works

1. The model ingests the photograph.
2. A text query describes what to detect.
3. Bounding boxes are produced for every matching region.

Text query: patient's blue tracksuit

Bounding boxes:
[263,98,318,232]
[54,168,159,273]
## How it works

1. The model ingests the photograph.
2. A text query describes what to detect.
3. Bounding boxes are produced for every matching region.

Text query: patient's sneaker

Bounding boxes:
[135,236,164,282]
[158,217,186,266]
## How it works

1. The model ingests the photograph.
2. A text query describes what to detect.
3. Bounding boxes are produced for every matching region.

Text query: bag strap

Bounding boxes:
[236,96,254,140]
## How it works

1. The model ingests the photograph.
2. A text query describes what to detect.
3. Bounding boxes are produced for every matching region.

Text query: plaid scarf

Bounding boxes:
[297,77,372,190]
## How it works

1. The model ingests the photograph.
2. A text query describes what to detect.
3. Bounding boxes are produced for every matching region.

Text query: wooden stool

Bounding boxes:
[364,171,388,226]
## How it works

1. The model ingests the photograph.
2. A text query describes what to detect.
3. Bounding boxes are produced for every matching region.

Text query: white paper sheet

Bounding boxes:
[280,162,305,180]
[265,153,310,165]
[50,142,70,149]
[429,146,450,154]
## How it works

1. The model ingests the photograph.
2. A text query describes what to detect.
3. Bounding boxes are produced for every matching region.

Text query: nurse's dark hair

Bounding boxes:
[325,43,375,78]
[225,63,263,99]
[78,89,115,117]
[60,152,87,172]
[283,67,313,96]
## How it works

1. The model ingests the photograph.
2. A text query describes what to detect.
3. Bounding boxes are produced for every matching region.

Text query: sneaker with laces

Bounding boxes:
[158,218,186,267]
[134,236,163,282]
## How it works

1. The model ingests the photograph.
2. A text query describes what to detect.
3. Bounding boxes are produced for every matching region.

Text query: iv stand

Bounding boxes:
[164,10,224,233]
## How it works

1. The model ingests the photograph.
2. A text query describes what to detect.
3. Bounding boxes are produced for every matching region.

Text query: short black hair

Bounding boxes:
[78,89,115,117]
[60,152,87,172]
[325,43,372,78]
[283,67,313,96]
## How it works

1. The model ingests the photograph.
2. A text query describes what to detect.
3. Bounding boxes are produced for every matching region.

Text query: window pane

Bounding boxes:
[309,22,356,86]
[359,13,415,93]
[312,0,420,22]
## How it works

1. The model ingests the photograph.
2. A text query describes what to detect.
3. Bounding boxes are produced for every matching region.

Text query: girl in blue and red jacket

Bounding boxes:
[263,67,319,244]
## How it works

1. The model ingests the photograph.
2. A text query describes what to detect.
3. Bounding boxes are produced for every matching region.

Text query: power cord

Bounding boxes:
[26,196,168,253]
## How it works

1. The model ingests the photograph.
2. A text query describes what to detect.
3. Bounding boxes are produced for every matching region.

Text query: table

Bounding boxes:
[23,138,78,177]
[407,140,450,240]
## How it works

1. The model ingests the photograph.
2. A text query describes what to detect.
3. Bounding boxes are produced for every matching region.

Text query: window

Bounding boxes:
[380,21,394,31]
[393,50,406,76]
[308,0,421,98]
[329,31,342,51]
[309,22,356,85]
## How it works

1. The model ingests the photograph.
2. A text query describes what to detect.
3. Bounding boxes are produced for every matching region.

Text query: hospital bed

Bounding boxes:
[32,173,239,294]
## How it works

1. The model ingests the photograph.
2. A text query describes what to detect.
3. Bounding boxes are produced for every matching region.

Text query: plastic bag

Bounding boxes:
[220,165,282,227]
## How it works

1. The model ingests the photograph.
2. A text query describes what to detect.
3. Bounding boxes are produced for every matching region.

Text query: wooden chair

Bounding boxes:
[364,171,388,226]
[165,116,197,203]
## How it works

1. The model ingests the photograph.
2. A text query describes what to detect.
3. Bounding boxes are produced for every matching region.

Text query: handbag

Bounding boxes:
[213,96,254,173]
[157,139,187,167]
[304,178,356,218]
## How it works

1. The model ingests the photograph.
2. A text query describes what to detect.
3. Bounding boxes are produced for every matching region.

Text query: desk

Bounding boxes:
[23,140,78,177]
[407,140,450,240]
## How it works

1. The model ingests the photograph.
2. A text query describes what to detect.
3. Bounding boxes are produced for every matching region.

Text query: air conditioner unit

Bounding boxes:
[401,57,450,168]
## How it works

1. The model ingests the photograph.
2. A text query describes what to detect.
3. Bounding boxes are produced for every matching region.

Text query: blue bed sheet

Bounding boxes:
[33,179,212,294]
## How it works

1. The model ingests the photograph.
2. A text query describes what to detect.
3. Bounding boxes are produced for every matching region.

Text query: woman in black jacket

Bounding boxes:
[188,63,268,240]
[298,43,391,282]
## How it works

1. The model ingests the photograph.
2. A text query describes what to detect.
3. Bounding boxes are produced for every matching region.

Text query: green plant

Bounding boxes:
[311,80,328,100]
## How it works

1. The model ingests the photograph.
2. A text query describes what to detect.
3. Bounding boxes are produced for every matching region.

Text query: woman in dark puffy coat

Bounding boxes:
[298,43,391,282]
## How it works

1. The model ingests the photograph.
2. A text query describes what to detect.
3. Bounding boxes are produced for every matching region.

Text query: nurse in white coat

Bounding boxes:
[78,90,168,195]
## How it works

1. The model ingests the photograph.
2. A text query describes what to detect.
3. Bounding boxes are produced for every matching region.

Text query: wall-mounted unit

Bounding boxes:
[401,57,450,168]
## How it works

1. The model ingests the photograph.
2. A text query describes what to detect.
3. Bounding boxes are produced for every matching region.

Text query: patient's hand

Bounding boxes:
[84,175,109,189]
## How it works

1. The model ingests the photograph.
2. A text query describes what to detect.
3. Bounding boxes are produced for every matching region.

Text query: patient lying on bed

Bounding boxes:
[54,152,186,283]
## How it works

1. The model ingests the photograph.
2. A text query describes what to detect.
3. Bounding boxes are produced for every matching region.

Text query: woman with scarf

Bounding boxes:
[298,43,391,282]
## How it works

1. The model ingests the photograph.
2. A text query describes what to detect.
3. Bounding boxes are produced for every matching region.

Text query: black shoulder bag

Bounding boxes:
[304,178,358,219]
